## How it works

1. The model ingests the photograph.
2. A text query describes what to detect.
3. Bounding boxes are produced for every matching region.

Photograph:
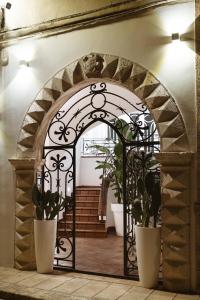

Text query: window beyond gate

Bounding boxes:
[41,82,160,275]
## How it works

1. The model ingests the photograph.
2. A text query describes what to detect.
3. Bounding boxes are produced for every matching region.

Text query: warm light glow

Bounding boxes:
[19,60,30,68]
[171,39,181,45]
[17,64,32,76]
[14,42,35,62]
[0,0,5,6]
[159,4,194,36]
[165,17,190,35]
[159,40,194,78]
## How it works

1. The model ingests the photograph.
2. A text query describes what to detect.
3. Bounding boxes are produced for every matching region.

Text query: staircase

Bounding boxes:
[58,186,107,238]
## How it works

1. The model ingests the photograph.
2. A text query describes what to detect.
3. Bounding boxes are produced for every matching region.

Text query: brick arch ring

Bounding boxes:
[17,52,189,156]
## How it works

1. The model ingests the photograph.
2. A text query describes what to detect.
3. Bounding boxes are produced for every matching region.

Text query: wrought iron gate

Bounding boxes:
[41,82,160,276]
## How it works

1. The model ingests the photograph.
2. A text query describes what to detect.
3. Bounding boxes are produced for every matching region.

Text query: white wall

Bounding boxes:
[0,1,195,266]
[79,156,103,186]
[106,188,115,229]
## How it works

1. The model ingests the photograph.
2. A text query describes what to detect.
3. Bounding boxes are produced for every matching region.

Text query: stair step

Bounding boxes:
[76,207,98,214]
[58,221,105,230]
[63,214,99,222]
[58,186,106,238]
[58,228,107,238]
[76,201,99,208]
[76,192,100,196]
[76,195,100,200]
[76,186,101,190]
[76,188,101,196]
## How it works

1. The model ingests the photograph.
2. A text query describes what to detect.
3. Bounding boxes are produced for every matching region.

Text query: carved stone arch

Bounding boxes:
[11,53,195,293]
[17,53,189,157]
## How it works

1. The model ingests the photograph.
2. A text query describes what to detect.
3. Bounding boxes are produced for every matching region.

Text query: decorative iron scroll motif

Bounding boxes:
[45,82,159,147]
[124,145,160,276]
[43,81,160,274]
[82,138,115,156]
[43,148,75,268]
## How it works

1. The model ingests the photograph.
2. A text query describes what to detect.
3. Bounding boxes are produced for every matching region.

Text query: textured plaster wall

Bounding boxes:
[0,53,15,266]
[4,0,121,29]
[0,2,195,266]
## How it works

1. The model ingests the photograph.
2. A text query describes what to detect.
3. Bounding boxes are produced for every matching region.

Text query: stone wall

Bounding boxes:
[195,0,200,291]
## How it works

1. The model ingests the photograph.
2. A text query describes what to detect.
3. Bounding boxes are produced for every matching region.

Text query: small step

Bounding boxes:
[58,221,105,230]
[76,200,99,208]
[76,207,98,214]
[63,214,99,222]
[76,187,101,196]
[58,228,107,238]
[76,195,100,201]
[76,191,100,196]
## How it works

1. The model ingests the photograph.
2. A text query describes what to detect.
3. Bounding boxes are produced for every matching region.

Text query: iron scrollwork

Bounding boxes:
[45,82,159,147]
[42,82,160,274]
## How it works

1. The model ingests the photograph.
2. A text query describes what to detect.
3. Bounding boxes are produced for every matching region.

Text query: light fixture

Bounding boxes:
[171,33,180,42]
[5,2,11,9]
[0,2,11,29]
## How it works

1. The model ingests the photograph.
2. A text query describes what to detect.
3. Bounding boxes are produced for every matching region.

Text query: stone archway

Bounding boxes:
[18,53,188,156]
[10,53,194,292]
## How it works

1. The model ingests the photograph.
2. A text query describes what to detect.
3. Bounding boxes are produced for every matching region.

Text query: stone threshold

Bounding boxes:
[0,267,199,300]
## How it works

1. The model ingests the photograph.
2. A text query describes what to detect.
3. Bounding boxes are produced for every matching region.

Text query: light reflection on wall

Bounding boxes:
[159,4,194,35]
[10,41,38,88]
[155,3,195,77]
[14,42,35,62]
[163,39,194,68]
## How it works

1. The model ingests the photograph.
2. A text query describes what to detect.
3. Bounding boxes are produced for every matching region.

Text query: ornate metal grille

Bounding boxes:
[82,138,115,156]
[42,82,160,276]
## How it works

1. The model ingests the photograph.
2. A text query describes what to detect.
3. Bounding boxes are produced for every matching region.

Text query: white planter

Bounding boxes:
[111,203,123,236]
[34,219,57,273]
[135,225,161,288]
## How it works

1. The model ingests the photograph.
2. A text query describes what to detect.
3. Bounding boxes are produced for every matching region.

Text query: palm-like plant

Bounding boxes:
[32,184,69,220]
[129,151,161,227]
[92,119,161,227]
[92,118,133,204]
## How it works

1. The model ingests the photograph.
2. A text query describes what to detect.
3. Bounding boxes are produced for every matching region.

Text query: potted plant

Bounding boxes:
[92,118,133,236]
[32,184,68,273]
[129,151,161,289]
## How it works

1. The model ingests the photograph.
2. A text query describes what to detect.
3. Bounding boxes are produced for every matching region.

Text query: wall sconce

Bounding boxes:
[0,2,11,29]
[5,2,11,9]
[171,33,181,42]
[19,60,30,68]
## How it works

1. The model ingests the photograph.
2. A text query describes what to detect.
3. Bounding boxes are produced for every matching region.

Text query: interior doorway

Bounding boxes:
[41,81,160,278]
[74,122,124,276]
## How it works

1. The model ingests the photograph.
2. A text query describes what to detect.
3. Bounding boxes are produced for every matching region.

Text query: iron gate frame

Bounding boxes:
[41,82,160,278]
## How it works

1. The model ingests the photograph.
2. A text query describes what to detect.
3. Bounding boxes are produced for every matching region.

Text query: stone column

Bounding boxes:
[155,152,194,292]
[9,158,36,270]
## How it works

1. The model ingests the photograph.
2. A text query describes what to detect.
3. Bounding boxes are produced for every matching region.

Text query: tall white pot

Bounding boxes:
[135,225,161,288]
[111,203,123,236]
[34,219,57,273]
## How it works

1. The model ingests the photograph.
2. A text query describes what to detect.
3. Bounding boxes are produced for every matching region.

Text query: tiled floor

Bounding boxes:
[0,267,199,300]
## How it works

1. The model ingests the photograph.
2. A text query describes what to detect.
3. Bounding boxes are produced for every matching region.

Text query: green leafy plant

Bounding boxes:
[130,151,161,227]
[92,118,133,204]
[91,119,161,227]
[32,184,69,220]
